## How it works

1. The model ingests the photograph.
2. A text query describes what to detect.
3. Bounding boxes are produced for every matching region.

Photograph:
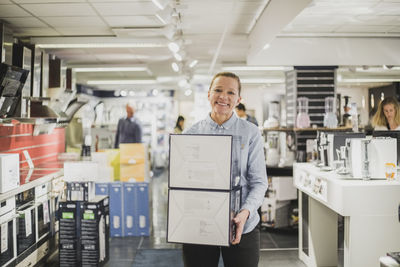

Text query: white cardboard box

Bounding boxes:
[169,134,235,190]
[0,153,20,193]
[63,161,99,182]
[167,187,241,246]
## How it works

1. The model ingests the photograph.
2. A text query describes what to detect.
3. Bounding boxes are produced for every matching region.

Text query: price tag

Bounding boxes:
[1,223,8,253]
[25,209,32,237]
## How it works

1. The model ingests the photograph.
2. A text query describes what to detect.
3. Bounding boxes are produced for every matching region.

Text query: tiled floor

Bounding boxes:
[46,168,303,266]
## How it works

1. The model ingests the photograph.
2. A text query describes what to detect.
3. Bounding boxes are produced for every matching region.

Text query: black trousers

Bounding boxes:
[182,227,260,267]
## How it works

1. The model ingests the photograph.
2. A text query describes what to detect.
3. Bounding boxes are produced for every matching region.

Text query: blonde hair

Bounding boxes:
[371,96,400,127]
[209,72,241,96]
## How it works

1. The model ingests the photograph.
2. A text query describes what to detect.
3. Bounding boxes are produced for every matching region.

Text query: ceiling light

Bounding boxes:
[87,80,157,85]
[171,62,180,72]
[263,43,270,50]
[74,67,147,72]
[36,43,165,49]
[174,53,183,61]
[241,78,284,84]
[151,0,168,10]
[168,42,180,53]
[222,66,292,71]
[184,89,192,96]
[189,59,198,68]
[120,90,127,97]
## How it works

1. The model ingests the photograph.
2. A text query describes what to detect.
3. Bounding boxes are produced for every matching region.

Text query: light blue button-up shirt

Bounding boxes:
[184,113,268,234]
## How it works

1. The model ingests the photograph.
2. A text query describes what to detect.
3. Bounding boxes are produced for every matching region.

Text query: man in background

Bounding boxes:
[236,103,258,126]
[114,103,142,148]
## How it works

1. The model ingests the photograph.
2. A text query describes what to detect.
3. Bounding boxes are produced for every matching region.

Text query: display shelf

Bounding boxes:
[0,169,62,202]
[263,127,352,132]
[267,166,293,177]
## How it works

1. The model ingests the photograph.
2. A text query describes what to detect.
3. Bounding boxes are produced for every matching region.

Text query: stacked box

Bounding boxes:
[95,183,109,196]
[109,182,123,237]
[119,144,148,182]
[66,182,96,202]
[59,201,80,267]
[80,196,110,267]
[123,182,150,236]
[167,134,241,246]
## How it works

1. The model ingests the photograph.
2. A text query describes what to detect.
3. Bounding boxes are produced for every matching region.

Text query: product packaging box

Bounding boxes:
[122,182,150,236]
[120,164,146,182]
[0,153,20,193]
[80,196,110,267]
[136,182,150,236]
[119,143,146,165]
[103,149,120,181]
[58,201,80,267]
[66,182,96,202]
[167,187,241,246]
[64,161,99,182]
[109,182,123,237]
[122,182,137,236]
[95,183,109,196]
[169,134,239,190]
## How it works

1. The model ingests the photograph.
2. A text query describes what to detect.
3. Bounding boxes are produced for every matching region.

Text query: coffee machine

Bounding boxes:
[348,137,397,179]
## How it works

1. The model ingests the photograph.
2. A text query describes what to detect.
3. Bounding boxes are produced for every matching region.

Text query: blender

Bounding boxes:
[323,96,338,128]
[265,131,280,166]
[263,101,280,128]
[296,97,310,128]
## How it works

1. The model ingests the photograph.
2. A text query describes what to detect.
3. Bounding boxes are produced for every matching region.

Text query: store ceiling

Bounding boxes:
[0,0,399,91]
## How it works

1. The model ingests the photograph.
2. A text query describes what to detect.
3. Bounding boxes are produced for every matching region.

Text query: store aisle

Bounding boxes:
[45,168,304,267]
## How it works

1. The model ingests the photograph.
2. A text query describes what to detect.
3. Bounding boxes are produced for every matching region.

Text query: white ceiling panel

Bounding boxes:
[41,16,107,27]
[2,17,47,27]
[91,2,158,16]
[355,15,400,25]
[374,2,400,15]
[88,0,152,2]
[14,27,60,36]
[14,0,85,3]
[335,25,396,32]
[21,3,97,16]
[0,4,31,17]
[103,15,161,27]
[55,27,113,35]
[388,26,400,32]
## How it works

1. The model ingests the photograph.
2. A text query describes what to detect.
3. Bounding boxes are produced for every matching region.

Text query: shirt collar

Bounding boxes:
[206,112,238,130]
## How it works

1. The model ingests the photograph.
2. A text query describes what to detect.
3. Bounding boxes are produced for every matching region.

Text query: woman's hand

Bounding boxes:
[231,209,250,245]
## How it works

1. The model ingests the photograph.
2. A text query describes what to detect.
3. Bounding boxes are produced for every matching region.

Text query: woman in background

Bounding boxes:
[372,96,400,130]
[174,115,185,134]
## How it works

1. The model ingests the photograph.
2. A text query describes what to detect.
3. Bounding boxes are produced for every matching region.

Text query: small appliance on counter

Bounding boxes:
[323,96,338,128]
[296,97,310,128]
[348,137,397,179]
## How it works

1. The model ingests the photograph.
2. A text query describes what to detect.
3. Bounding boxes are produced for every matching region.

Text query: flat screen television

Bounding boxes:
[0,63,29,117]
[372,130,400,165]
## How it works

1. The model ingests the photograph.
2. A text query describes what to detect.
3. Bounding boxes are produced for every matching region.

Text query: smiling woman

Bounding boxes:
[182,72,268,267]
[208,72,242,125]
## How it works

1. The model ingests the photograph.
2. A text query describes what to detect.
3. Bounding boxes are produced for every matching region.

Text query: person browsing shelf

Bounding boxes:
[371,96,400,130]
